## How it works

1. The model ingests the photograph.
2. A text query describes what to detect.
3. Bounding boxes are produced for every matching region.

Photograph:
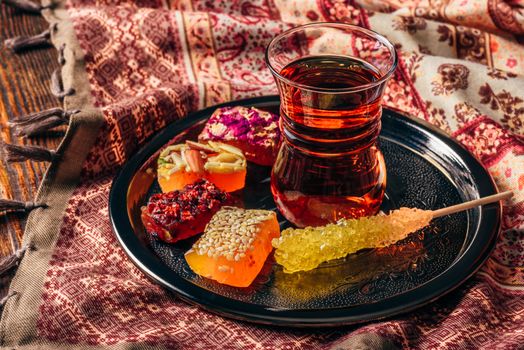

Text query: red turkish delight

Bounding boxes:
[141,179,229,243]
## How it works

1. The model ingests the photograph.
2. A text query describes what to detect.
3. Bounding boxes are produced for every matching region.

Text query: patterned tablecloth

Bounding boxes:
[0,0,522,349]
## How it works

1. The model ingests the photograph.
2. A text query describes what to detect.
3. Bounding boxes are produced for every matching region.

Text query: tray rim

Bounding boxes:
[109,95,501,327]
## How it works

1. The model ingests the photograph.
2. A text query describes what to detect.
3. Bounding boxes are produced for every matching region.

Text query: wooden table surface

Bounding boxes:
[0,4,62,296]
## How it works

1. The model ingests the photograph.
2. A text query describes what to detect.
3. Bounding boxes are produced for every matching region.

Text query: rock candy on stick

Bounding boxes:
[273,191,513,273]
[273,208,433,273]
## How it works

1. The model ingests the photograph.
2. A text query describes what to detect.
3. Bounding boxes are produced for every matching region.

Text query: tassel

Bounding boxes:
[2,142,57,162]
[0,292,17,310]
[10,107,69,125]
[57,43,66,65]
[9,108,79,137]
[0,243,35,275]
[50,68,75,99]
[0,199,47,212]
[13,116,67,137]
[4,27,52,53]
[1,0,51,14]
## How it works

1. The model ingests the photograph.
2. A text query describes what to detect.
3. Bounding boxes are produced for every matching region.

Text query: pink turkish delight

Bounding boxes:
[198,106,280,166]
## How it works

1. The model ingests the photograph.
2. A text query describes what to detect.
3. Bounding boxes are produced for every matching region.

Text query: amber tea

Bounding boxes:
[266,24,397,227]
[278,55,382,132]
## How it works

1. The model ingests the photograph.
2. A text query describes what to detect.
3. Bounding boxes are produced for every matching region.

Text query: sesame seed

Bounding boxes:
[192,207,275,258]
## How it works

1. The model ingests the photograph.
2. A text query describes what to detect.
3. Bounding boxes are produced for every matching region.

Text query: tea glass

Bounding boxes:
[265,23,397,227]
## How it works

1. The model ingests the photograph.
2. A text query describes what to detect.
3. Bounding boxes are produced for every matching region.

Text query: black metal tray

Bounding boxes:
[109,95,500,327]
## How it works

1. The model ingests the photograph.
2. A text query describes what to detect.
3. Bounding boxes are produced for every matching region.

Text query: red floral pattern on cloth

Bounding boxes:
[453,116,523,167]
[37,0,524,348]
[71,5,289,177]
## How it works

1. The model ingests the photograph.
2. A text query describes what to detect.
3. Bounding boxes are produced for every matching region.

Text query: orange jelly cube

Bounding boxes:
[185,207,280,287]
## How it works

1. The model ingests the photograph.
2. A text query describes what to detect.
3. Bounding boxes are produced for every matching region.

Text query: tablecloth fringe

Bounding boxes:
[0,292,17,311]
[0,3,77,281]
[1,0,52,14]
[0,199,47,213]
[11,116,67,137]
[3,24,55,53]
[50,67,75,100]
[7,35,77,137]
[2,142,57,162]
[0,243,35,276]
[56,42,65,65]
[9,107,79,137]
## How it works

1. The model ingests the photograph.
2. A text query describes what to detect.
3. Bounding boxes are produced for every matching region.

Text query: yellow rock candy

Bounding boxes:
[272,208,433,273]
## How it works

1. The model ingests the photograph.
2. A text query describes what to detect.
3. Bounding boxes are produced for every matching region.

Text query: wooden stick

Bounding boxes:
[432,190,513,218]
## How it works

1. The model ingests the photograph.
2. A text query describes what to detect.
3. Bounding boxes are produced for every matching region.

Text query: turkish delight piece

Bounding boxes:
[141,179,229,243]
[157,141,246,193]
[185,207,280,287]
[198,106,280,166]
